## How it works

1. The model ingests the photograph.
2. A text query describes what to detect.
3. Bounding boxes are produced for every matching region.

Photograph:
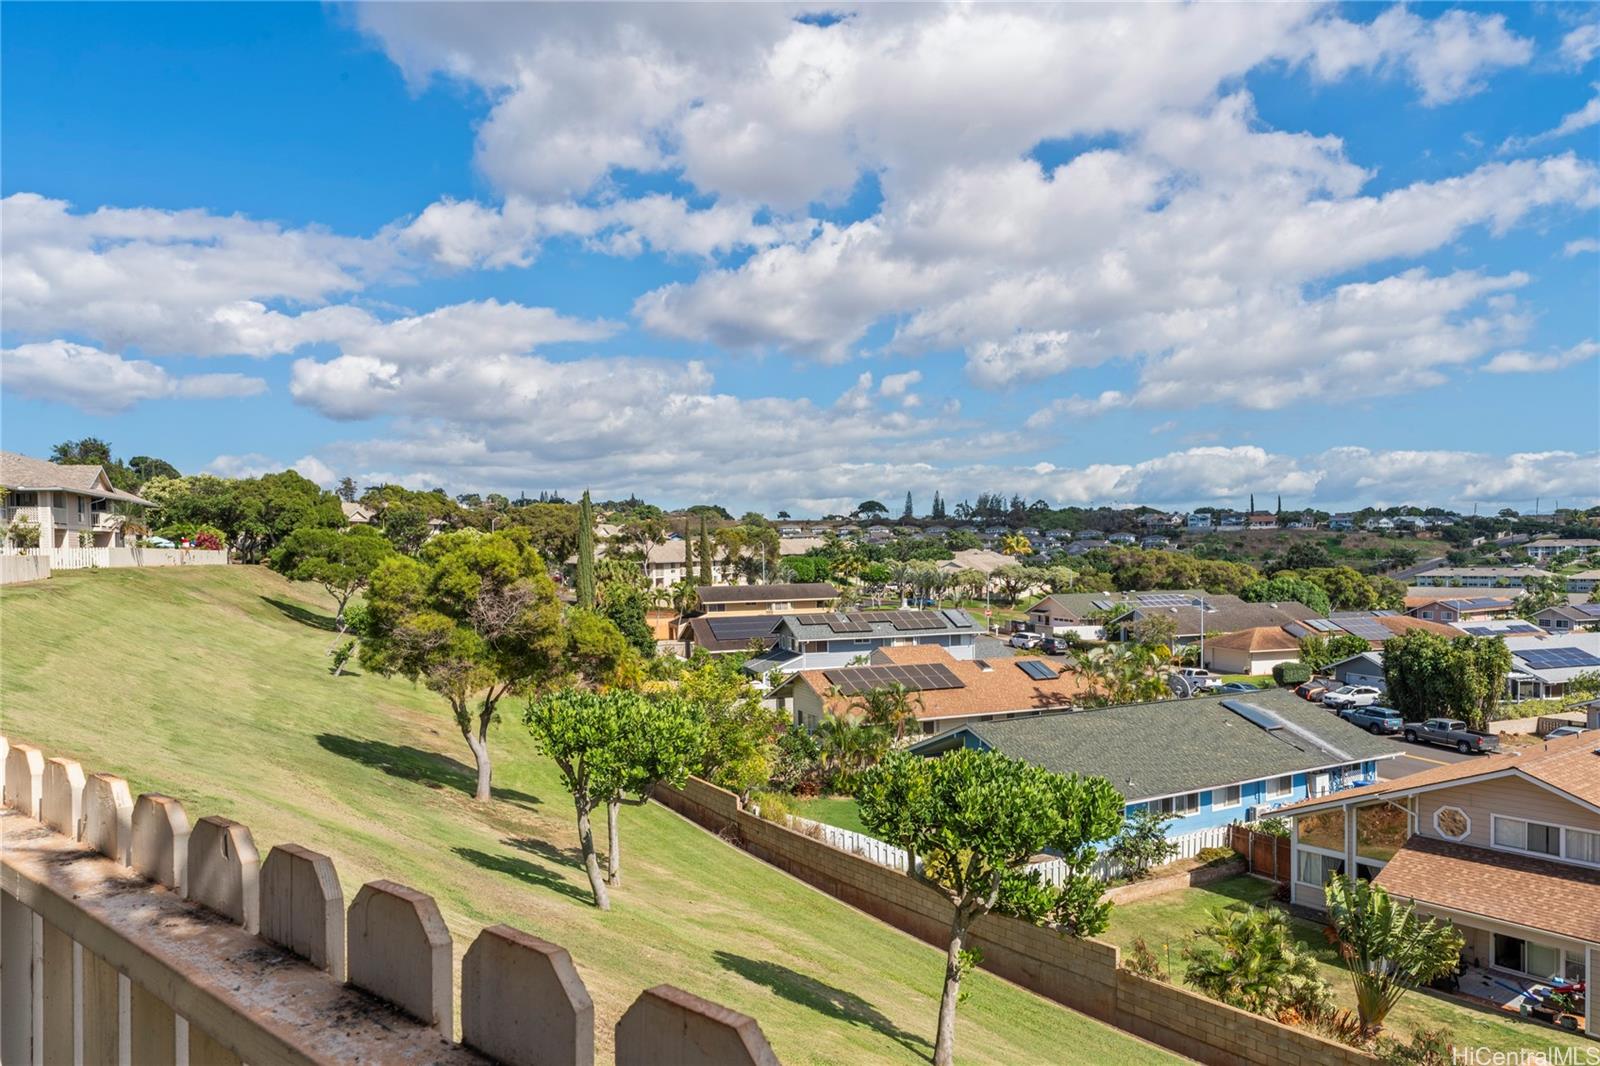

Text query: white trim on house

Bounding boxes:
[1432,805,1471,841]
[1284,766,1600,821]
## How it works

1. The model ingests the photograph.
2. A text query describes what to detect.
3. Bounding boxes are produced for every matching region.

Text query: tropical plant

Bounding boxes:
[1322,876,1464,1036]
[6,514,41,551]
[678,653,785,799]
[847,683,924,744]
[857,748,1123,1066]
[1183,903,1331,1020]
[815,711,890,784]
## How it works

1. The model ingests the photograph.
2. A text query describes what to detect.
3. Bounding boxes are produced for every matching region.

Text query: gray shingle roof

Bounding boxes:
[779,610,980,641]
[911,687,1400,801]
[0,451,152,505]
[696,582,839,604]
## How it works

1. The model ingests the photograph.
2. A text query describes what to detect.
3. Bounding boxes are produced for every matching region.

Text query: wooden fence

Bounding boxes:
[1230,823,1292,883]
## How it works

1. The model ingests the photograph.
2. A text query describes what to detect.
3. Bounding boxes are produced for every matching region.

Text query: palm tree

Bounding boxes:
[1323,876,1464,1037]
[815,711,889,780]
[1183,904,1331,1019]
[847,684,924,744]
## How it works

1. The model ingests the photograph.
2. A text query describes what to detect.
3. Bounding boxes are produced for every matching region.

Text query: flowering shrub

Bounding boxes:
[192,530,224,550]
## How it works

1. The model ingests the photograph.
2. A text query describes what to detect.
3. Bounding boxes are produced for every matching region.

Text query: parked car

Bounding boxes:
[1402,718,1501,754]
[1339,706,1404,735]
[1544,726,1590,739]
[1321,685,1382,710]
[1295,679,1330,702]
[1218,681,1258,693]
[1041,636,1072,655]
[1010,631,1043,649]
[1176,667,1223,692]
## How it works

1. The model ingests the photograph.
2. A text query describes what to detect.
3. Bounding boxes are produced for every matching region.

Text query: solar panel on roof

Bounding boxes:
[942,608,975,628]
[704,616,782,640]
[1136,592,1195,607]
[1576,604,1600,618]
[1336,618,1393,641]
[1091,599,1113,611]
[1517,648,1600,670]
[1220,699,1283,732]
[1305,617,1341,633]
[1284,622,1312,639]
[1015,659,1059,681]
[820,613,871,633]
[822,662,964,695]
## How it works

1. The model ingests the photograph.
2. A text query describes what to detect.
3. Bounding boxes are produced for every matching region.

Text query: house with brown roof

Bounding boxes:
[695,582,839,615]
[1,450,152,551]
[774,645,1089,736]
[1407,597,1517,625]
[1200,614,1461,676]
[1278,733,1600,1036]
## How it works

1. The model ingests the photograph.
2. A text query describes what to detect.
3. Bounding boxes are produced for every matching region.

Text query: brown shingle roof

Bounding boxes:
[1206,626,1302,653]
[1375,835,1600,944]
[1276,731,1600,814]
[790,646,1089,722]
[695,582,839,604]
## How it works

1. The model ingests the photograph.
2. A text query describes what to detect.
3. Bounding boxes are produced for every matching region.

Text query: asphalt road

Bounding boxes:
[1371,735,1484,780]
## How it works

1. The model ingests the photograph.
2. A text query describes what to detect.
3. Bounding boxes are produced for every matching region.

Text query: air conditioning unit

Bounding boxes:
[1243,806,1259,823]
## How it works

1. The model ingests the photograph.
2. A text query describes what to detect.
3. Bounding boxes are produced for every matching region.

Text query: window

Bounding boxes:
[1297,809,1346,851]
[1433,806,1470,841]
[1265,776,1293,800]
[1296,850,1344,887]
[1151,792,1200,817]
[1568,828,1600,866]
[1212,785,1241,810]
[1493,935,1565,980]
[1356,803,1408,863]
[77,496,85,516]
[1493,815,1595,865]
[53,492,65,508]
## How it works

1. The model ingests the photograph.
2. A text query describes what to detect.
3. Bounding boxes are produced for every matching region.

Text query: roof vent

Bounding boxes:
[974,659,993,672]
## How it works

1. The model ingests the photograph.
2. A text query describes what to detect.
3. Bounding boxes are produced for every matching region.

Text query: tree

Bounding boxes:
[1276,541,1333,573]
[1128,613,1177,652]
[847,683,924,744]
[1297,634,1371,673]
[1382,631,1512,729]
[679,654,785,798]
[360,530,566,801]
[1323,876,1464,1037]
[998,533,1033,557]
[576,490,597,610]
[524,688,706,907]
[1516,574,1567,619]
[855,500,888,518]
[902,492,915,520]
[127,455,180,485]
[815,712,890,783]
[598,580,654,658]
[989,564,1031,604]
[857,748,1122,1066]
[697,515,713,584]
[502,502,579,563]
[269,525,394,631]
[51,437,114,467]
[1240,575,1332,616]
[335,477,358,502]
[1183,904,1330,1019]
[1106,807,1178,880]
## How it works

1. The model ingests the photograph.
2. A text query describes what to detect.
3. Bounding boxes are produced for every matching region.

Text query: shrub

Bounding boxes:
[1184,903,1331,1019]
[749,790,793,823]
[6,515,40,550]
[1252,816,1291,838]
[1195,846,1236,866]
[1123,937,1168,982]
[1273,661,1312,686]
[1373,1027,1452,1066]
[1107,807,1179,880]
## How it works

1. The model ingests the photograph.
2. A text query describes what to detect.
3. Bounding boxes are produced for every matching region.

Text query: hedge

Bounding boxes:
[1272,661,1311,686]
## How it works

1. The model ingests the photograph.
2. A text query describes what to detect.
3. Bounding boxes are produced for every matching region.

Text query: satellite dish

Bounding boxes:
[1166,672,1195,699]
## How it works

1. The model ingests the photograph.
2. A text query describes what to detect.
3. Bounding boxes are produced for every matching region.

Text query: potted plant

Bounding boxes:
[1544,991,1580,1031]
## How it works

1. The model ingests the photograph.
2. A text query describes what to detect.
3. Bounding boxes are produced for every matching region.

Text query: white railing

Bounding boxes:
[786,815,1233,884]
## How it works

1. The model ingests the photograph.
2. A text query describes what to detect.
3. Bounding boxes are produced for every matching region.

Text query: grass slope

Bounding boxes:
[1106,875,1593,1055]
[0,567,1178,1065]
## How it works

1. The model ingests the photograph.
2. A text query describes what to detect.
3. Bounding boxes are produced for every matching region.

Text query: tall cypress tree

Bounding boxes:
[682,517,693,583]
[1249,493,1256,514]
[902,492,914,520]
[576,490,596,610]
[698,515,713,584]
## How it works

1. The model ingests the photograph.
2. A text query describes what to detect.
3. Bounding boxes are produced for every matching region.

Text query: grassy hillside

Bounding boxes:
[0,566,1178,1065]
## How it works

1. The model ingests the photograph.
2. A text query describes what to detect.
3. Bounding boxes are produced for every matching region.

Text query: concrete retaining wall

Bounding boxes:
[1,738,781,1066]
[659,778,1374,1066]
[0,555,51,585]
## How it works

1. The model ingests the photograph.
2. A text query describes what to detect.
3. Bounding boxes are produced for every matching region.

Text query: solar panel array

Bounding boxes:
[792,610,953,633]
[704,616,783,641]
[1441,598,1509,611]
[1575,604,1600,618]
[942,608,975,628]
[1336,617,1395,642]
[822,662,966,695]
[1135,592,1196,607]
[1301,617,1343,633]
[1015,659,1060,681]
[1516,647,1600,670]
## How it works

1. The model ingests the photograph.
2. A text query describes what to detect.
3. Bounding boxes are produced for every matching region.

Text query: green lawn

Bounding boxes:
[1105,875,1594,1056]
[0,566,1179,1066]
[792,794,869,835]
[1215,675,1273,688]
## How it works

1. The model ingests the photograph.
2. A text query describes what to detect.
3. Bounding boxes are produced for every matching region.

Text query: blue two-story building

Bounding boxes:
[908,688,1402,838]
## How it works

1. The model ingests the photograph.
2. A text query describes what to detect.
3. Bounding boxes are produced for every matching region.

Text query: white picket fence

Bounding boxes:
[788,815,1233,885]
[46,546,229,570]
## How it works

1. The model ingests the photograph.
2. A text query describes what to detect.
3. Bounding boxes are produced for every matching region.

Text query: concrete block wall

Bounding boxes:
[659,777,1375,1066]
[0,736,783,1066]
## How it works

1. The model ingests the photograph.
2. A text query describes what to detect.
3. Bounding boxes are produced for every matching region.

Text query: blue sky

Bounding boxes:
[2,2,1597,514]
